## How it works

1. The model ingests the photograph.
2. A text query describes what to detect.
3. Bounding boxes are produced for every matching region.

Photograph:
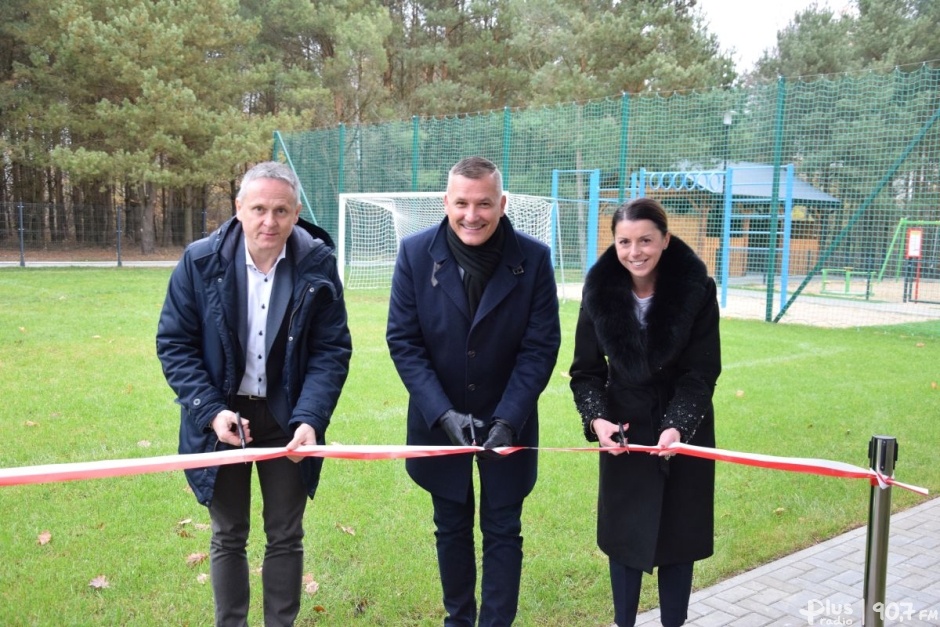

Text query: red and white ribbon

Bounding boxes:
[0,443,928,495]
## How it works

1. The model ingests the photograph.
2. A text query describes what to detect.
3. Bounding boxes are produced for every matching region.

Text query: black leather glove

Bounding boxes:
[438,410,485,446]
[478,419,513,460]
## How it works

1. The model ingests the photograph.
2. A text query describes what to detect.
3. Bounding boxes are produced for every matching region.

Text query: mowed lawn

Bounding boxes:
[0,268,937,626]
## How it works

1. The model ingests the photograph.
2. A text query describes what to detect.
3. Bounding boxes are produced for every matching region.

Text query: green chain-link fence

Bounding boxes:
[275,66,940,330]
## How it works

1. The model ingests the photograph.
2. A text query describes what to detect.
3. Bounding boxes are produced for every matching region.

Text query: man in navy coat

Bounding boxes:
[157,162,351,625]
[387,156,561,626]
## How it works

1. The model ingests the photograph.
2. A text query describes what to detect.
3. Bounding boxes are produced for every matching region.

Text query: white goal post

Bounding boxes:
[337,191,566,292]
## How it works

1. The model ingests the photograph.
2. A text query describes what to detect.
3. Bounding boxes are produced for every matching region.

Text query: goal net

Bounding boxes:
[338,192,563,291]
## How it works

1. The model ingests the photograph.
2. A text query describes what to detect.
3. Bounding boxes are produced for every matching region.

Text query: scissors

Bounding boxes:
[616,422,629,453]
[234,412,247,449]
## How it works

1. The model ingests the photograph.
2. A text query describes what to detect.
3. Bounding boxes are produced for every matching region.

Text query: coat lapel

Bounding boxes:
[474,219,525,325]
[266,252,294,356]
[428,223,472,321]
[234,232,249,356]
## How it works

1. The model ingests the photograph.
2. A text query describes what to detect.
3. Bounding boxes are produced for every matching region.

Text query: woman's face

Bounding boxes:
[613,218,670,286]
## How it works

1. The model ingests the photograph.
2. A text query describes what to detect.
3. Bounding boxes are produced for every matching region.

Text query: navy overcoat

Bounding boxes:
[156,217,352,506]
[387,217,561,508]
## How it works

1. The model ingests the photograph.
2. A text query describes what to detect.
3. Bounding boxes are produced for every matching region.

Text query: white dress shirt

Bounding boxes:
[237,240,287,397]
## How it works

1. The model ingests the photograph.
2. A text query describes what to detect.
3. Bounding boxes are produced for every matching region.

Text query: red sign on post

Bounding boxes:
[906,228,923,259]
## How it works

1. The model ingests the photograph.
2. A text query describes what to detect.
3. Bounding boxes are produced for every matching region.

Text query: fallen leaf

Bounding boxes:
[89,575,110,589]
[178,530,194,539]
[915,342,925,348]
[735,390,745,398]
[355,599,370,615]
[560,371,571,379]
[186,553,208,566]
[313,605,326,613]
[177,518,192,527]
[774,507,786,516]
[335,523,356,536]
[196,573,210,584]
[194,523,211,531]
[19,327,26,333]
[304,575,320,595]
[37,530,52,545]
[92,335,100,339]
[124,384,134,394]
[138,440,151,448]
[24,421,38,427]
[931,381,937,389]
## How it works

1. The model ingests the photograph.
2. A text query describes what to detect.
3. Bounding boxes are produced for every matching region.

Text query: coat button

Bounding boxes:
[193,398,201,406]
[467,384,476,391]
[467,350,476,358]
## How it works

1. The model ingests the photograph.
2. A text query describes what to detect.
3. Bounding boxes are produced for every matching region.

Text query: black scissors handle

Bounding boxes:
[235,412,247,449]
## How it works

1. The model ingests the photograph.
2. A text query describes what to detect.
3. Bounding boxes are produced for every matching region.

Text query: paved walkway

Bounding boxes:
[636,497,940,626]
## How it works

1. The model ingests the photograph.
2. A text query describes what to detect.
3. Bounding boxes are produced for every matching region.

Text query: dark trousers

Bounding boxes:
[431,484,525,627]
[609,559,694,627]
[208,397,308,627]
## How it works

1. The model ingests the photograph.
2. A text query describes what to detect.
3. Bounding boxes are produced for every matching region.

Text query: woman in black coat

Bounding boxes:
[569,197,721,627]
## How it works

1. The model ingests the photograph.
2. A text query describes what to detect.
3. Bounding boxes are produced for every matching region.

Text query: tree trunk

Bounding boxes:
[184,186,194,244]
[140,182,156,254]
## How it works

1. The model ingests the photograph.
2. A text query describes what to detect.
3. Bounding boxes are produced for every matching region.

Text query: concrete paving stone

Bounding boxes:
[905,552,940,570]
[698,596,753,619]
[894,572,939,592]
[732,597,788,617]
[831,568,864,586]
[752,575,803,595]
[714,584,767,605]
[686,608,739,627]
[794,562,847,584]
[769,563,815,582]
[746,586,796,607]
[635,499,939,626]
[726,614,774,627]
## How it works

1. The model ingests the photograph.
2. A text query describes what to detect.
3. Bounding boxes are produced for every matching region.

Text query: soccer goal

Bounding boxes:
[337,192,565,292]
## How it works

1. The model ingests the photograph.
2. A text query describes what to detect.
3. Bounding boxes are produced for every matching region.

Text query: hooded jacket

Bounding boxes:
[156,216,352,506]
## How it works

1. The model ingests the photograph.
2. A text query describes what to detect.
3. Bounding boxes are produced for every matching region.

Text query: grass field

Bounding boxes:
[0,268,937,626]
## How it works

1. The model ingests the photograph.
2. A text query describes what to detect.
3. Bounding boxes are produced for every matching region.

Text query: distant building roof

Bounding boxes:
[693,162,841,208]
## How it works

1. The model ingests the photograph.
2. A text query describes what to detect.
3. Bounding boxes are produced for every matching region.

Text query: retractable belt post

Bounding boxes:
[863,435,897,627]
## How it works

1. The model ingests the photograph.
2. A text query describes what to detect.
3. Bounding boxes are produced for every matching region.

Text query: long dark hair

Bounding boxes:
[611,197,669,236]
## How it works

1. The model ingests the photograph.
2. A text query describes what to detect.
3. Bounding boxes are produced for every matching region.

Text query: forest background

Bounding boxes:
[0,0,938,254]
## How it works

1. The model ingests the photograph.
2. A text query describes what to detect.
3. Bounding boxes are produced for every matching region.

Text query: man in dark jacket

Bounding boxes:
[156,161,352,626]
[386,156,561,626]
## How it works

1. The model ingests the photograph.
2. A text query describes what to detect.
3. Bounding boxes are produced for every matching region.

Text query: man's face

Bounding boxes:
[235,178,301,260]
[444,173,506,246]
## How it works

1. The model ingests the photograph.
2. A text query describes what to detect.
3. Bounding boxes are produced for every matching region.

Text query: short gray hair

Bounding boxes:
[449,156,503,193]
[236,161,301,204]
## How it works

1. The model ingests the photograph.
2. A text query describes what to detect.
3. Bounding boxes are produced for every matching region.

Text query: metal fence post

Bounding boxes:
[17,203,26,267]
[863,435,897,627]
[116,204,123,267]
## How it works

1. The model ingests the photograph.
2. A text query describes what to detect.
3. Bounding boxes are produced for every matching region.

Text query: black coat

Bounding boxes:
[569,235,720,572]
[387,217,561,508]
[156,217,352,506]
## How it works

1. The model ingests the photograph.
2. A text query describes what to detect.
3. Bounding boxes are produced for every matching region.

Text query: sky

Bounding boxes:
[696,0,853,71]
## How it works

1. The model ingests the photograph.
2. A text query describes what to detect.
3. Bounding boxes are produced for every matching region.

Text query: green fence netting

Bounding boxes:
[274,66,940,330]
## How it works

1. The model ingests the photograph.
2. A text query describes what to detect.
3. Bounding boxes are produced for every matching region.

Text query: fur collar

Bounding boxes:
[582,235,709,382]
